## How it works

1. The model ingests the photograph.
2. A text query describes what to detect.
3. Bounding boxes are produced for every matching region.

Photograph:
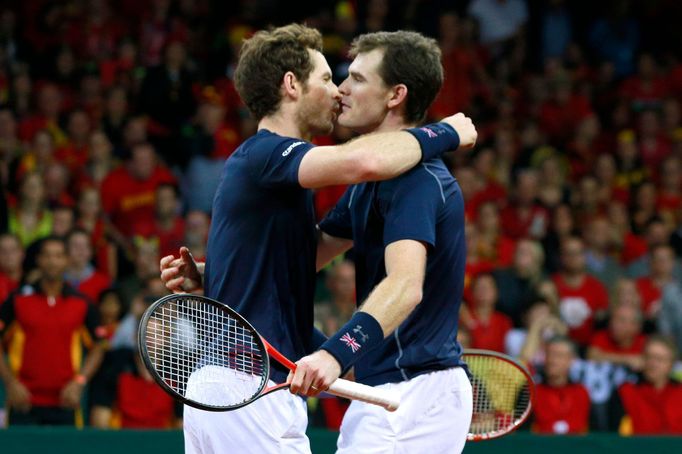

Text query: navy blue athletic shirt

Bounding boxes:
[320,159,467,386]
[204,129,317,383]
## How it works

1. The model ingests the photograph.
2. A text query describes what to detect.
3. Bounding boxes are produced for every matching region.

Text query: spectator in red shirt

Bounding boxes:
[553,236,609,347]
[635,244,676,320]
[638,110,671,170]
[75,130,117,193]
[614,335,682,435]
[474,201,516,269]
[0,236,106,426]
[76,187,117,278]
[464,273,513,353]
[627,218,682,279]
[0,233,24,303]
[134,183,185,259]
[55,109,91,174]
[64,228,111,303]
[587,303,646,371]
[619,53,670,112]
[532,336,591,434]
[43,162,75,208]
[500,168,549,240]
[100,142,176,237]
[90,345,181,429]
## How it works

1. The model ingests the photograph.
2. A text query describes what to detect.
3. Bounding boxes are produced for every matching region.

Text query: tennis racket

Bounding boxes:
[463,349,535,441]
[138,293,400,412]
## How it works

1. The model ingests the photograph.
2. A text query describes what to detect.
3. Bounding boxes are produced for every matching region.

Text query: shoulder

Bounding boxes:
[379,160,454,196]
[244,130,313,159]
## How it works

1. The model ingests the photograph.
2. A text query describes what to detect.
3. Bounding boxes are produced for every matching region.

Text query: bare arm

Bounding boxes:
[298,113,477,189]
[316,231,352,271]
[289,240,426,396]
[61,342,107,408]
[357,240,427,336]
[586,346,643,371]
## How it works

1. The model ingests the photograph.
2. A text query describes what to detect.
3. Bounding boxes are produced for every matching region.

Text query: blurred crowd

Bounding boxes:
[0,0,681,437]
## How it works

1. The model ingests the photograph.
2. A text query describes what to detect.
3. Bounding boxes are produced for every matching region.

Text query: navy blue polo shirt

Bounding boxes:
[320,159,467,386]
[204,129,318,383]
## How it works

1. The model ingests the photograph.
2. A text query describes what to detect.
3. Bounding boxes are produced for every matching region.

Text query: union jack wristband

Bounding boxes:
[320,312,384,374]
[405,122,460,162]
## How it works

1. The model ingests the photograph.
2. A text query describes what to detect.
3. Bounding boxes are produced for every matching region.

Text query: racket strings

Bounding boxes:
[466,354,532,437]
[144,297,267,408]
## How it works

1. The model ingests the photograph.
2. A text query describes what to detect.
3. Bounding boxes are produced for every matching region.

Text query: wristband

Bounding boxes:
[320,312,384,374]
[405,122,460,162]
[74,374,87,386]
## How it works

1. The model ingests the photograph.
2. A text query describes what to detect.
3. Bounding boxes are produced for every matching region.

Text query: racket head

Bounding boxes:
[463,349,535,441]
[138,293,271,411]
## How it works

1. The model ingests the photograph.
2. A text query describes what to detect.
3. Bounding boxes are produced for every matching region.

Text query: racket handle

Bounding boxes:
[327,378,400,412]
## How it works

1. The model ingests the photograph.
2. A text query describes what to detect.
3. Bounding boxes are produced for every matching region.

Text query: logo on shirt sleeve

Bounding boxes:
[340,333,361,353]
[282,141,305,157]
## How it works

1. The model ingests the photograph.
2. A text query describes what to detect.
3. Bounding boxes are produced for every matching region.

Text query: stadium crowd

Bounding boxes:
[0,0,681,436]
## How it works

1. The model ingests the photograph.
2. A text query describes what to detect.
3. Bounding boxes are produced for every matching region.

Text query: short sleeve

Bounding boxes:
[319,187,354,240]
[378,168,443,248]
[246,135,315,188]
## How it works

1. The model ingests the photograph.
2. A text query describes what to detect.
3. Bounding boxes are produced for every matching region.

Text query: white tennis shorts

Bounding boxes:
[183,367,310,454]
[337,367,472,454]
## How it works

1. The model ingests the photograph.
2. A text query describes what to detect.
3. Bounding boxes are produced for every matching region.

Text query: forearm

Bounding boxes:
[342,131,422,182]
[0,345,16,384]
[519,327,543,364]
[316,231,352,271]
[359,274,422,337]
[586,347,636,365]
[78,344,106,381]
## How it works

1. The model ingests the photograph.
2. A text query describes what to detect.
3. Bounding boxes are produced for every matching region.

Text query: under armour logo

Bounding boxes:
[420,127,438,138]
[353,325,369,343]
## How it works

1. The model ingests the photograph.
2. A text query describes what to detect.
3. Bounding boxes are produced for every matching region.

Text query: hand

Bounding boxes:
[624,355,644,372]
[6,379,31,412]
[160,247,203,293]
[60,379,85,409]
[441,113,477,150]
[287,350,342,397]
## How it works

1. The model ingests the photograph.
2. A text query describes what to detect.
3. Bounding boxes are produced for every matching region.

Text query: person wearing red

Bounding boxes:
[553,236,609,347]
[474,201,516,269]
[615,335,682,435]
[0,236,106,426]
[635,244,676,320]
[0,233,24,304]
[64,229,111,304]
[54,110,92,174]
[91,344,181,429]
[464,273,512,352]
[532,336,591,434]
[100,142,176,237]
[656,156,682,222]
[587,303,646,371]
[133,183,185,259]
[500,169,549,240]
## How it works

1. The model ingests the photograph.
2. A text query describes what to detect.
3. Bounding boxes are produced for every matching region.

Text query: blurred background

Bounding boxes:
[0,0,681,443]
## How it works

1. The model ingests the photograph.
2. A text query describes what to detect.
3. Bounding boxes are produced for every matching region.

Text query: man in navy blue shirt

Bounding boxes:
[290,31,474,453]
[159,24,476,453]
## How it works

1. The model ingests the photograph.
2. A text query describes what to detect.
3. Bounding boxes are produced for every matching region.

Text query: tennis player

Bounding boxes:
[160,24,476,453]
[290,31,474,453]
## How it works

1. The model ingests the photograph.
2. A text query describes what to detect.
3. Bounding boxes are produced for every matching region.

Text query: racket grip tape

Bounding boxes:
[327,378,400,412]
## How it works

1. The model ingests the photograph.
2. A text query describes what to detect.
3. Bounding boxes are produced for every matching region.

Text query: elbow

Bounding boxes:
[350,151,383,182]
[403,282,423,310]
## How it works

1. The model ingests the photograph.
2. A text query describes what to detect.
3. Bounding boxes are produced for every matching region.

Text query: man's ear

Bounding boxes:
[387,84,408,110]
[282,71,300,100]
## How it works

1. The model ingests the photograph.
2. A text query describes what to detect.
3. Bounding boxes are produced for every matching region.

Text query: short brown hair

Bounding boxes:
[234,24,323,121]
[350,31,443,124]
